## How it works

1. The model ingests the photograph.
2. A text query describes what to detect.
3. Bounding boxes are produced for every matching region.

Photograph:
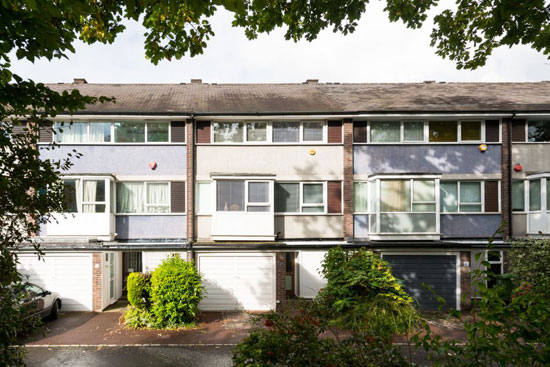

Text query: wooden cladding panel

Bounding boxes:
[511,119,526,142]
[327,181,342,214]
[196,121,211,143]
[485,120,500,142]
[353,121,367,143]
[484,181,499,213]
[39,125,53,143]
[327,121,343,143]
[170,121,186,143]
[171,181,186,213]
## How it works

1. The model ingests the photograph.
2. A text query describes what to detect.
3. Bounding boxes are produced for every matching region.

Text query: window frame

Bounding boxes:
[524,174,550,234]
[274,181,328,215]
[440,181,486,214]
[526,119,550,143]
[81,179,107,213]
[60,176,113,214]
[196,181,212,215]
[115,181,176,215]
[214,179,273,213]
[48,120,180,145]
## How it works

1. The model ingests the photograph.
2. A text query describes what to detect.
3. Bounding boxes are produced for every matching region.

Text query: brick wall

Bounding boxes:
[92,252,102,312]
[343,118,354,238]
[275,252,286,311]
[460,251,472,310]
[186,119,195,242]
[501,119,512,238]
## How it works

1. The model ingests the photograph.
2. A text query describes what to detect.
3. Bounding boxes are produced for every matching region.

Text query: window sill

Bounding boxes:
[115,213,185,216]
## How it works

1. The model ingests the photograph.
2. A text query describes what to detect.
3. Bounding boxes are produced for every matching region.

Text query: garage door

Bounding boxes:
[197,253,275,311]
[384,254,458,310]
[17,253,93,311]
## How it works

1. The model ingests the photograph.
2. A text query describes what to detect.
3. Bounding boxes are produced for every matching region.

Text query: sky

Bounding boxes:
[9,1,550,84]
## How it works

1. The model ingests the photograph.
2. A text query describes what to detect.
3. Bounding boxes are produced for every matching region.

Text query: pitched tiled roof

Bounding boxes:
[45,82,550,114]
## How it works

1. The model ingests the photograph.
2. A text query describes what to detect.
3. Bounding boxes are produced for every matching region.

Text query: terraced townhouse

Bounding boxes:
[15,79,550,312]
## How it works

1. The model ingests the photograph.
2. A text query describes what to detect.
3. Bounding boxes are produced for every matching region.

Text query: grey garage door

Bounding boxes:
[384,255,457,310]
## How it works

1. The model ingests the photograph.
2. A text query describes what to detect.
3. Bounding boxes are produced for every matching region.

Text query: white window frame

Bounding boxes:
[440,181,485,214]
[458,120,485,143]
[81,179,108,213]
[512,179,526,213]
[485,250,504,289]
[196,181,212,215]
[526,119,550,143]
[115,181,174,215]
[246,180,272,212]
[525,174,550,234]
[274,181,328,215]
[60,176,113,214]
[353,181,369,214]
[213,179,274,213]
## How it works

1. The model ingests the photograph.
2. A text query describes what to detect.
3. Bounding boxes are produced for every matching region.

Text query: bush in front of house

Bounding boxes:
[126,272,151,309]
[150,254,204,328]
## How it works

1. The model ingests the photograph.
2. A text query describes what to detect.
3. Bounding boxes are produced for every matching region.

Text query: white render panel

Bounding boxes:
[274,215,343,239]
[196,145,343,181]
[512,144,550,173]
[212,212,275,240]
[142,251,187,273]
[47,213,115,240]
[17,253,93,311]
[197,253,275,311]
[298,251,327,298]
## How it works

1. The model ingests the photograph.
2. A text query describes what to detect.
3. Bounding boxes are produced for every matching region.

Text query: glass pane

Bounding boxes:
[368,181,377,213]
[273,122,299,143]
[196,182,211,213]
[114,121,145,143]
[403,121,424,142]
[380,213,436,233]
[440,182,458,212]
[370,121,400,143]
[303,121,323,142]
[512,180,525,211]
[248,182,269,203]
[528,120,550,142]
[380,180,410,212]
[82,180,106,213]
[216,180,245,211]
[83,204,105,213]
[459,204,482,212]
[413,180,435,202]
[275,183,299,212]
[354,182,368,212]
[247,206,270,212]
[369,214,377,233]
[302,206,324,213]
[213,122,243,143]
[116,182,144,213]
[55,122,87,143]
[147,121,169,142]
[529,180,541,211]
[63,179,79,212]
[412,203,436,212]
[89,122,111,142]
[429,121,458,142]
[303,184,323,204]
[460,182,481,203]
[146,183,169,213]
[547,180,550,210]
[461,121,482,141]
[246,122,267,142]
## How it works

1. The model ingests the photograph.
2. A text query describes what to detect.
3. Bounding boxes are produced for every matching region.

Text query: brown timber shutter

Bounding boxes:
[511,119,526,142]
[327,121,343,143]
[170,121,186,143]
[196,121,211,143]
[39,124,53,143]
[484,181,499,213]
[327,181,342,213]
[353,121,367,143]
[485,120,500,142]
[171,181,186,213]
[12,121,27,135]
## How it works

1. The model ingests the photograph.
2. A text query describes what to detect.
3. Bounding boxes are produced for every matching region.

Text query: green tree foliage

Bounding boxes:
[509,239,550,291]
[318,247,419,339]
[126,272,151,309]
[150,255,203,328]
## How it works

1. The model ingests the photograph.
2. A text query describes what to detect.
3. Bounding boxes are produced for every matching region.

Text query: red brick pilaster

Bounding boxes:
[275,253,286,311]
[343,119,354,239]
[460,251,472,310]
[501,119,512,239]
[186,119,195,243]
[92,252,103,312]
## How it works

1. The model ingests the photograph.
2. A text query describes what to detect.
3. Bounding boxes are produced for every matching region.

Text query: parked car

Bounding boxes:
[21,283,62,320]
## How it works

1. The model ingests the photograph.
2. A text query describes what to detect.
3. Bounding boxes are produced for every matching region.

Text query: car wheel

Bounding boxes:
[49,300,59,320]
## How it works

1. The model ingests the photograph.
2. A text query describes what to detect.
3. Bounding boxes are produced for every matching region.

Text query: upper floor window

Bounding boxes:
[528,120,550,142]
[209,121,326,144]
[275,182,326,213]
[62,178,109,213]
[216,180,272,212]
[429,121,482,142]
[512,180,525,212]
[440,181,482,212]
[116,181,170,214]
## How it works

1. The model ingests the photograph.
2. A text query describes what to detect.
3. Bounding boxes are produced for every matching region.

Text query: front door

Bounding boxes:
[122,252,143,293]
[108,253,115,303]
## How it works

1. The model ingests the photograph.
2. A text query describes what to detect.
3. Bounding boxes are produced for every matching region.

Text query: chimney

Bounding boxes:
[73,78,88,84]
[423,80,435,84]
[304,79,319,84]
[190,79,202,84]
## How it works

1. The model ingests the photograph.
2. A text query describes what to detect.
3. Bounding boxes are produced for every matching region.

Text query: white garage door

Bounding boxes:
[17,253,93,311]
[197,253,275,311]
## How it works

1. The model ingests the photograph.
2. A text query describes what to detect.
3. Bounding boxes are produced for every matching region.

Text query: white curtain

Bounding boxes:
[89,123,109,142]
[117,182,144,213]
[146,183,169,213]
[82,180,97,213]
[56,122,87,143]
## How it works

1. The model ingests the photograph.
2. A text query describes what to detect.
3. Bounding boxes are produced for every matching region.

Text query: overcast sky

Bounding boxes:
[9,1,550,84]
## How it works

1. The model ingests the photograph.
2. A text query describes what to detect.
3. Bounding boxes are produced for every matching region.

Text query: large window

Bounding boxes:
[512,180,525,212]
[528,120,550,142]
[116,182,170,214]
[62,178,108,213]
[114,121,145,142]
[525,175,550,234]
[212,122,267,143]
[273,122,300,143]
[216,180,271,212]
[440,181,482,212]
[55,122,111,143]
[429,121,458,142]
[54,121,172,143]
[275,182,326,213]
[370,121,401,143]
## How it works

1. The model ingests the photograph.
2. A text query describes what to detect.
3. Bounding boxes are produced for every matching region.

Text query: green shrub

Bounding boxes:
[123,305,157,329]
[150,254,203,328]
[126,272,151,309]
[510,239,550,294]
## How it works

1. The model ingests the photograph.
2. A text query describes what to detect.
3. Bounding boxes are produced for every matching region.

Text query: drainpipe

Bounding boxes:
[503,113,516,240]
[187,114,195,261]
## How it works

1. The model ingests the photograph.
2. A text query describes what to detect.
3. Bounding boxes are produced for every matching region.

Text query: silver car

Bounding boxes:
[22,283,62,320]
